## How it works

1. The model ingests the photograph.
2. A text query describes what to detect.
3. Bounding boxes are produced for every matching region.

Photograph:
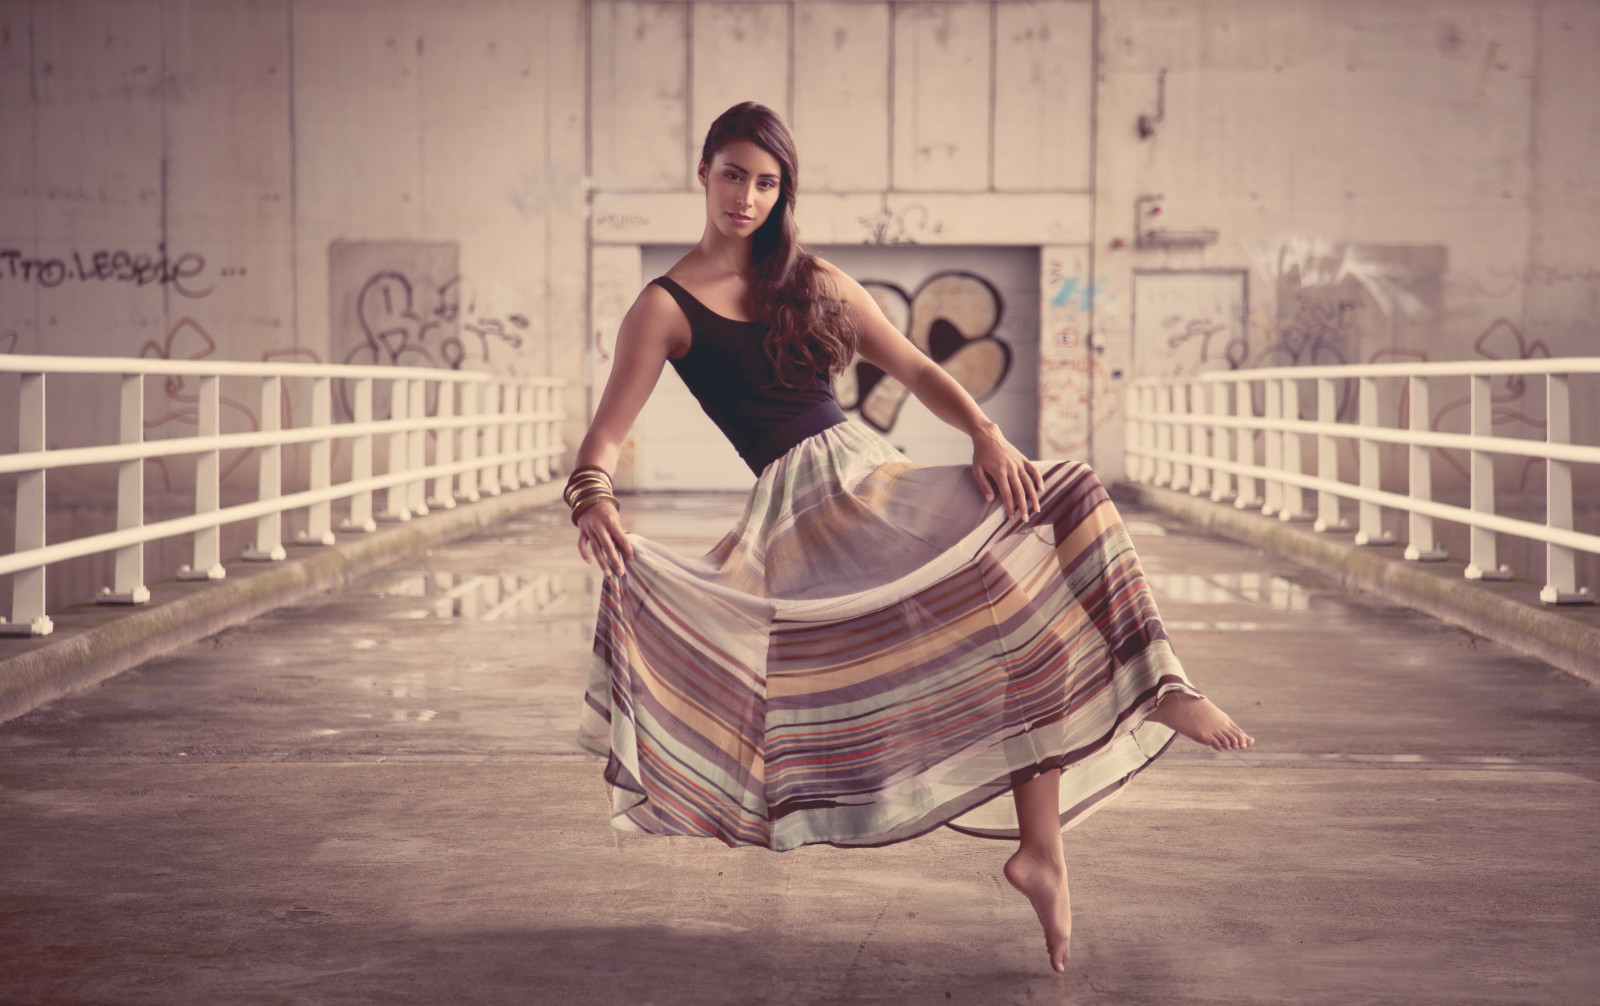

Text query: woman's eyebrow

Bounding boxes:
[722,161,779,180]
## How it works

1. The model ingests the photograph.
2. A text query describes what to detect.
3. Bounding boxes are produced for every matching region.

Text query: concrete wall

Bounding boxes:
[0,0,587,612]
[586,0,1097,487]
[1093,0,1600,486]
[2,0,1598,605]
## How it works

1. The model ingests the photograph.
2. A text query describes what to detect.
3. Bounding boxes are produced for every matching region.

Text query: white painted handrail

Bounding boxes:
[1126,359,1599,606]
[1,356,567,636]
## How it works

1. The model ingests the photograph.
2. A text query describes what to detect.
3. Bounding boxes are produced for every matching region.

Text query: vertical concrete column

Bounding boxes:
[379,378,411,522]
[3,372,53,636]
[179,375,226,579]
[103,373,153,600]
[1209,381,1235,503]
[407,378,429,517]
[1403,376,1445,560]
[1313,377,1348,532]
[1464,374,1508,578]
[1540,374,1589,603]
[429,380,457,511]
[341,378,378,532]
[245,375,288,559]
[299,376,335,545]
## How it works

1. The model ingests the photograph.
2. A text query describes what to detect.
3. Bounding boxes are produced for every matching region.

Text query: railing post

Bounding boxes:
[2,372,53,635]
[295,376,335,545]
[101,373,152,601]
[1541,373,1590,603]
[1403,375,1446,561]
[1209,381,1235,503]
[1262,378,1283,517]
[1172,383,1192,492]
[1278,378,1309,521]
[516,382,535,488]
[178,375,226,579]
[378,378,411,522]
[1188,381,1211,497]
[429,380,457,510]
[408,378,429,516]
[244,375,288,560]
[341,377,378,532]
[1464,374,1509,578]
[1234,378,1263,510]
[499,380,519,492]
[456,380,481,503]
[1354,376,1394,547]
[480,383,502,497]
[534,383,553,483]
[1313,377,1349,532]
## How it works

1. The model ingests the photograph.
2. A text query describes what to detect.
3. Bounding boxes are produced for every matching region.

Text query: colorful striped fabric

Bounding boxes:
[577,421,1202,851]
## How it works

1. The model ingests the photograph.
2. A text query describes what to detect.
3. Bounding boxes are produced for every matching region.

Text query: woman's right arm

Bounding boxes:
[572,284,686,575]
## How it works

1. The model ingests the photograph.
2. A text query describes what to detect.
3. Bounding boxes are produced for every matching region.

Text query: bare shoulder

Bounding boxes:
[619,280,691,356]
[812,256,869,302]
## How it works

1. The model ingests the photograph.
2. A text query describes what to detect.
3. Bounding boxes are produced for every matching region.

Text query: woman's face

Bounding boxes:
[699,138,784,240]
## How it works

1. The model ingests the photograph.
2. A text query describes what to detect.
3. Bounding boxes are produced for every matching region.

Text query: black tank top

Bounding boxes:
[653,276,847,475]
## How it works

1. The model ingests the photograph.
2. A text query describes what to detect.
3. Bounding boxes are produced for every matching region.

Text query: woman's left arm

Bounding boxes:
[823,262,1042,517]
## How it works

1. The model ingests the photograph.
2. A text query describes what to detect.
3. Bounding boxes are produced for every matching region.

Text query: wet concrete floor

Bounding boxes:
[2,494,1598,1005]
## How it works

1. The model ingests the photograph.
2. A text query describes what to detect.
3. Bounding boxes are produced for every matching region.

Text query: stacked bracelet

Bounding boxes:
[565,465,618,526]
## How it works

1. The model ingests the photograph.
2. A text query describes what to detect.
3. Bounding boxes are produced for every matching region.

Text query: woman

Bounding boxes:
[573,102,1252,973]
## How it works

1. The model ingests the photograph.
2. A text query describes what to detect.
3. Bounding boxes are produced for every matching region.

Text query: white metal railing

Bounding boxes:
[1,354,566,636]
[1127,358,1600,605]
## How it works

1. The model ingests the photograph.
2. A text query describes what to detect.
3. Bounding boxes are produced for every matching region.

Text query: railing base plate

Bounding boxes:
[1404,545,1448,562]
[1540,586,1594,605]
[1465,564,1513,581]
[176,565,226,581]
[0,615,53,637]
[243,546,287,562]
[98,586,151,604]
[338,519,377,534]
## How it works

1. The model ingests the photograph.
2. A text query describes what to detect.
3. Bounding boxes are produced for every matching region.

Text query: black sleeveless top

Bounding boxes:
[653,276,847,475]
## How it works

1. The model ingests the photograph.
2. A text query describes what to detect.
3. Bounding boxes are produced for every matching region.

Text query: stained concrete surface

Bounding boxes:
[2,495,1598,1005]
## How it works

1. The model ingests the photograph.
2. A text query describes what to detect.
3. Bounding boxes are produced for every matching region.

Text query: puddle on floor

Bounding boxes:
[1145,572,1320,611]
[363,572,586,622]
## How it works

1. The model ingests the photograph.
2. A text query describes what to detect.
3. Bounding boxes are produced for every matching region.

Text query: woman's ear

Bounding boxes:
[697,161,708,188]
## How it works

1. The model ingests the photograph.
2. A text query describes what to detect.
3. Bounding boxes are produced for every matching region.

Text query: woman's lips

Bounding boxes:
[729,212,753,224]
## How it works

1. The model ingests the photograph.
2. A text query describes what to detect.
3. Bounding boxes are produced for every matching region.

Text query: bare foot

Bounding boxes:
[1147,693,1254,750]
[1004,848,1072,973]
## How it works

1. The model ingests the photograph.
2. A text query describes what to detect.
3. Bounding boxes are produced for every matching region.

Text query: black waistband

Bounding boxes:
[741,400,849,476]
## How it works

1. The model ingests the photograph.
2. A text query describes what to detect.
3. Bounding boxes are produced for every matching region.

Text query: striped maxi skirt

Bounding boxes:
[577,421,1203,852]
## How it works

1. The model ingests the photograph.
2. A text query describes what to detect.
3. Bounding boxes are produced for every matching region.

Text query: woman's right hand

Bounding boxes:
[576,498,634,577]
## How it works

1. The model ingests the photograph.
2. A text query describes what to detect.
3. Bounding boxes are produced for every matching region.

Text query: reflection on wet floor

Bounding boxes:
[1146,572,1317,610]
[366,572,580,622]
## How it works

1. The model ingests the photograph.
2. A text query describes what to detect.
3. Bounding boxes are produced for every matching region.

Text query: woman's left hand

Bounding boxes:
[971,423,1043,519]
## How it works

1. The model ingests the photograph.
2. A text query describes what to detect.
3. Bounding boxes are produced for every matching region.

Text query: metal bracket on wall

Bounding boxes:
[1134,194,1219,250]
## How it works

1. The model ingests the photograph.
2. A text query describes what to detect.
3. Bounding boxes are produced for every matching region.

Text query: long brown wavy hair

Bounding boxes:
[701,102,859,388]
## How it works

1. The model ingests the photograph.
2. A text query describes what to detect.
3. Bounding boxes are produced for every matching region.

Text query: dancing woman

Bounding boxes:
[573,102,1252,972]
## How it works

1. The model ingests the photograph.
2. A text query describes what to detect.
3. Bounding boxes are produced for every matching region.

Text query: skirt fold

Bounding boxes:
[577,421,1200,851]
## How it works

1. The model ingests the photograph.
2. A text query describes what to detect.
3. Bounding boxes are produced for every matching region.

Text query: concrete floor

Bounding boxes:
[2,495,1598,1005]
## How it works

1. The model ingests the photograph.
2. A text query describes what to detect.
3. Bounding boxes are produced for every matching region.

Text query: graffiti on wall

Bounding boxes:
[832,271,1011,433]
[329,241,528,420]
[0,245,226,298]
[857,203,947,246]
[1040,254,1119,456]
